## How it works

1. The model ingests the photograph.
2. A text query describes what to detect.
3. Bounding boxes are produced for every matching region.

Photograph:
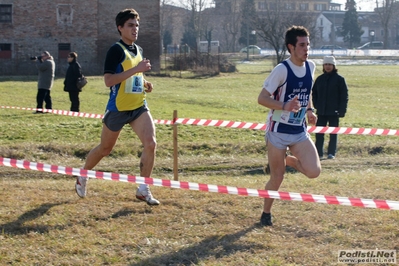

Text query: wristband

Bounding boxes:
[307,108,315,112]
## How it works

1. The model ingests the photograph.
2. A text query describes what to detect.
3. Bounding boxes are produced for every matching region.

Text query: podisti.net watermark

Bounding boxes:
[338,250,396,264]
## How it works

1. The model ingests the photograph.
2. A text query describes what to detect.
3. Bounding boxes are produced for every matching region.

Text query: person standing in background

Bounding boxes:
[312,56,348,159]
[64,52,83,112]
[33,51,55,113]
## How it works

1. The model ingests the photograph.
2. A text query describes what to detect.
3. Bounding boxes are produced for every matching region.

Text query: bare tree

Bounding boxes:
[178,0,212,11]
[160,0,174,32]
[201,15,215,53]
[220,0,241,52]
[254,2,318,65]
[375,0,399,48]
[178,0,213,48]
[160,0,177,50]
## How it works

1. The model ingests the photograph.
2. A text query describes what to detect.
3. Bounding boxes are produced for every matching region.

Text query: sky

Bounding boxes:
[332,0,375,11]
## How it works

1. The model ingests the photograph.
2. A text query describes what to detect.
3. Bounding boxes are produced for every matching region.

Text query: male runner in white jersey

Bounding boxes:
[75,8,159,205]
[257,26,321,226]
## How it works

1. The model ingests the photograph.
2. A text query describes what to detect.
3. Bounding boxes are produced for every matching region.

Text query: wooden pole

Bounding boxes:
[173,110,178,180]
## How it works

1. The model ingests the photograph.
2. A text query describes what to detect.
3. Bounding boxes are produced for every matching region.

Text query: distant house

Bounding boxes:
[316,11,393,48]
[211,0,344,51]
[214,0,339,12]
[0,0,160,76]
[316,11,346,46]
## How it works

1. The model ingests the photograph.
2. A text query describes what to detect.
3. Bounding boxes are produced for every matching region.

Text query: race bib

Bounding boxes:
[272,107,306,126]
[125,75,144,94]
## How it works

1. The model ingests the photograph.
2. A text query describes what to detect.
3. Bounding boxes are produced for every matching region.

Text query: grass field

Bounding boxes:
[0,59,399,265]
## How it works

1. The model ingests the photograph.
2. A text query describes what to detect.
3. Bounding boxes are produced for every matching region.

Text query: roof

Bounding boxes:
[321,10,381,27]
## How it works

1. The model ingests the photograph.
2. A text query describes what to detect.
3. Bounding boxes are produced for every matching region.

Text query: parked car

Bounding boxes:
[320,45,344,50]
[240,45,261,54]
[356,41,384,49]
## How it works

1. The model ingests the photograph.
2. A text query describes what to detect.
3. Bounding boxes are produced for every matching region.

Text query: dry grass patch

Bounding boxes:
[1,158,398,265]
[2,63,399,264]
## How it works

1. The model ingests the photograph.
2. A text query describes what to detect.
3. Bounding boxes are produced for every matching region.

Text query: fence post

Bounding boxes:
[173,110,178,181]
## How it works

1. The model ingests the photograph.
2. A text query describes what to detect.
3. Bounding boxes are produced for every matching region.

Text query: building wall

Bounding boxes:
[215,0,332,12]
[97,0,161,74]
[0,0,160,76]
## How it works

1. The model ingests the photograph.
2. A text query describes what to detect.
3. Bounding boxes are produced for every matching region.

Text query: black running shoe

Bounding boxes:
[260,212,273,226]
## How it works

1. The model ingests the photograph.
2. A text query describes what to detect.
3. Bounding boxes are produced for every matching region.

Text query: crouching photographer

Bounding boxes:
[32,51,55,113]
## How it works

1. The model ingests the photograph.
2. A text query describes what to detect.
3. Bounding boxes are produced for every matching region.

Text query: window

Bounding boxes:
[0,4,12,23]
[0,43,11,59]
[314,4,327,11]
[224,2,231,12]
[58,43,70,59]
[57,4,73,25]
[269,2,277,10]
[285,3,295,10]
[258,1,267,10]
[299,3,309,11]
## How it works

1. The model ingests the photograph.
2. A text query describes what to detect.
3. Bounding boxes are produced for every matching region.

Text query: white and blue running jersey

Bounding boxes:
[263,58,315,134]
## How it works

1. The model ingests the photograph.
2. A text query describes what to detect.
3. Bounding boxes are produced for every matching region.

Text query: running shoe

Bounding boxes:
[260,212,273,226]
[75,176,88,198]
[136,186,160,205]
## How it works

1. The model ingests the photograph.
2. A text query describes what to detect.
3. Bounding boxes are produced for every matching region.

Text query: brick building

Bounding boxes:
[0,0,160,76]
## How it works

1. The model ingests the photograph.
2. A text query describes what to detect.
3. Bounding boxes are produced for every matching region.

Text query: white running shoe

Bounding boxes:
[135,186,160,205]
[75,176,88,198]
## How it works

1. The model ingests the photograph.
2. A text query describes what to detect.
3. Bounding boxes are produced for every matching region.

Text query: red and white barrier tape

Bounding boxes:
[2,105,399,136]
[1,157,398,210]
[1,106,103,119]
[174,118,399,136]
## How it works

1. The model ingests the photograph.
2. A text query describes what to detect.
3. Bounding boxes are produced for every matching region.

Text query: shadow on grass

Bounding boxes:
[129,224,263,266]
[90,207,155,222]
[243,167,265,175]
[0,75,38,82]
[0,201,70,235]
[111,209,138,219]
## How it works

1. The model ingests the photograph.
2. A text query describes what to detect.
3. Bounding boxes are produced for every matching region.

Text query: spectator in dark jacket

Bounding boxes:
[64,52,83,112]
[33,51,55,113]
[312,56,348,159]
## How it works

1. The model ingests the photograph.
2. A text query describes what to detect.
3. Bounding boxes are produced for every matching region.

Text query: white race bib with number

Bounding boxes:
[125,75,143,94]
[272,107,306,126]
